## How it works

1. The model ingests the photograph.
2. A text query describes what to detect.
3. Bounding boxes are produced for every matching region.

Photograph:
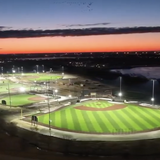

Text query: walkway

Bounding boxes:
[11,118,160,142]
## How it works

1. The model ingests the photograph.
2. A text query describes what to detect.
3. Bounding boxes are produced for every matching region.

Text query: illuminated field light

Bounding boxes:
[118,92,122,97]
[19,87,26,92]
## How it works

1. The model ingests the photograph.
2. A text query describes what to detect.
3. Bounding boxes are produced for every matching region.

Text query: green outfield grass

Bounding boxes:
[0,94,42,107]
[37,100,160,133]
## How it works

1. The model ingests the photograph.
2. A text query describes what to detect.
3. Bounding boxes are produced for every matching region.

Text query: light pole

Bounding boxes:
[7,79,11,108]
[17,67,20,73]
[118,76,122,99]
[62,66,64,72]
[21,66,24,75]
[151,79,155,106]
[55,89,58,98]
[36,65,39,73]
[1,67,3,75]
[46,82,51,131]
[42,65,45,73]
[12,68,16,77]
[62,66,64,78]
[62,72,64,79]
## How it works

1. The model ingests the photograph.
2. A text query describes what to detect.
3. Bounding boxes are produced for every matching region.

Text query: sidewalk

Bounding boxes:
[11,118,160,142]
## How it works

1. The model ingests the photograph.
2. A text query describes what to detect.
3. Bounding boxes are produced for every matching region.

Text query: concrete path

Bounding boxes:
[11,118,160,142]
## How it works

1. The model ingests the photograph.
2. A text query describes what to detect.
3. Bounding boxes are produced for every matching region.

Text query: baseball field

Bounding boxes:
[0,94,46,107]
[37,100,160,133]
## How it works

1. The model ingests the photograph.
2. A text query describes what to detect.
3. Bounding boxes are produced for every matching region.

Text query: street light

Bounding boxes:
[118,76,122,99]
[151,79,155,106]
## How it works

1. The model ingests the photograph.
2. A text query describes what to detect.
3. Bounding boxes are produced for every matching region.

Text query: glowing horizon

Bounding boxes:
[0,33,160,54]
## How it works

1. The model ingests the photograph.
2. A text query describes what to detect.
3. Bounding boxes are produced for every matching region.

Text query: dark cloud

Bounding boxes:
[0,26,160,38]
[0,26,7,30]
[0,26,12,30]
[64,22,110,27]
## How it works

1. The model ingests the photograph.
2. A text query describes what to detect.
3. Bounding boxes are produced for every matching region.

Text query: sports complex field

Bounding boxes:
[0,94,46,107]
[37,100,160,134]
[0,73,62,93]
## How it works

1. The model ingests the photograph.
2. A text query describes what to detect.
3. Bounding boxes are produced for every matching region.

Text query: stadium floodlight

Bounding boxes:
[12,70,16,73]
[19,87,26,92]
[151,97,155,101]
[118,92,122,97]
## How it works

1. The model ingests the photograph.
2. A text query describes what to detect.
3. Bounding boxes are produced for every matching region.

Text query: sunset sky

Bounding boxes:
[0,0,160,54]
